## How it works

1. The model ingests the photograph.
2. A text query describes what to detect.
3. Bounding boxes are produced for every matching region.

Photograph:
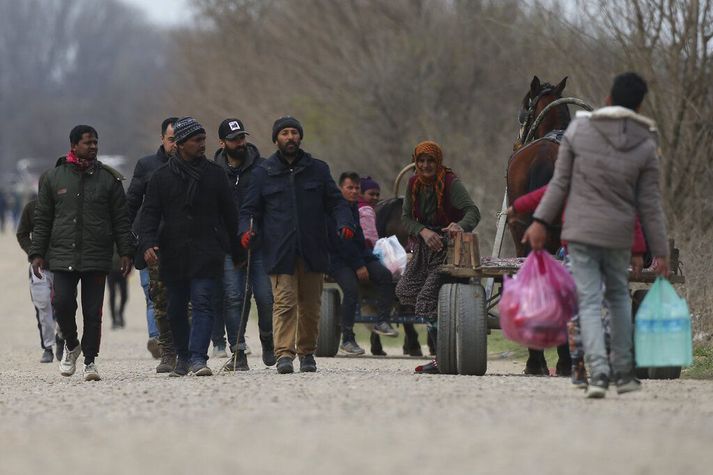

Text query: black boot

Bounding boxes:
[525,349,549,375]
[402,323,422,356]
[370,333,386,356]
[555,343,572,376]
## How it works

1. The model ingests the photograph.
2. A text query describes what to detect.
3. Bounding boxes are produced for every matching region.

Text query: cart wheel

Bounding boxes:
[316,288,340,357]
[632,289,682,380]
[437,284,458,374]
[454,283,488,376]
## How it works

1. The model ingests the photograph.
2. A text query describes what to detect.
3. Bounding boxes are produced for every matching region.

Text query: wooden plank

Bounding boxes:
[453,232,462,266]
[470,233,480,269]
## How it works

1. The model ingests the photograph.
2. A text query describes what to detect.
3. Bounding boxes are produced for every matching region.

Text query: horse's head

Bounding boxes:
[514,76,570,149]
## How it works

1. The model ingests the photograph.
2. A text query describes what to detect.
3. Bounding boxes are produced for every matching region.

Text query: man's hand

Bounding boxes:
[419,228,443,251]
[630,254,644,279]
[652,256,670,277]
[339,226,354,240]
[522,221,547,250]
[441,222,463,238]
[120,256,133,278]
[241,231,255,249]
[356,266,369,283]
[144,246,159,266]
[31,257,46,279]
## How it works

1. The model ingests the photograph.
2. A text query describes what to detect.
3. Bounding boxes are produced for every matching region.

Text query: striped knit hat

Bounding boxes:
[174,117,205,144]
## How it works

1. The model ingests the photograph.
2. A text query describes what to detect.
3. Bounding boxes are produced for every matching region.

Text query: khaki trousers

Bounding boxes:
[270,258,323,359]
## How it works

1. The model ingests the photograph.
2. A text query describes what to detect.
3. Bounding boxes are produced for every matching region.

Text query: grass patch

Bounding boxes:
[682,344,713,380]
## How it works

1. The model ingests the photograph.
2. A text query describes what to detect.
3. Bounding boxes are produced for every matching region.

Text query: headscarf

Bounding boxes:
[410,140,450,218]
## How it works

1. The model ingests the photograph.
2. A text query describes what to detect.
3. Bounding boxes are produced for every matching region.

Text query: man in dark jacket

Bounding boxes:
[329,171,398,356]
[239,116,353,374]
[141,117,242,377]
[126,117,178,372]
[30,125,134,381]
[212,118,275,371]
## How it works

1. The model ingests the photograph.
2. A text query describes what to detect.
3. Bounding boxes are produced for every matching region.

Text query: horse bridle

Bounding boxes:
[515,86,556,149]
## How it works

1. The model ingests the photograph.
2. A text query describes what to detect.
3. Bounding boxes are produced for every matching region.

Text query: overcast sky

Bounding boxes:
[121,0,192,26]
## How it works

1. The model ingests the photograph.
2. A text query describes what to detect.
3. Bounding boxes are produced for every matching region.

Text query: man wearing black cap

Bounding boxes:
[212,118,275,371]
[239,116,353,374]
[141,117,243,377]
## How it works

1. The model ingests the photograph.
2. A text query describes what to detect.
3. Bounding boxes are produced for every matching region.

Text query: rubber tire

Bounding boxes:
[456,284,488,376]
[316,288,340,357]
[631,289,682,380]
[437,283,458,375]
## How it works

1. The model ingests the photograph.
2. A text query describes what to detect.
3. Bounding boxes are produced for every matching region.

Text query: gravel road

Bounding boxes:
[1,232,711,475]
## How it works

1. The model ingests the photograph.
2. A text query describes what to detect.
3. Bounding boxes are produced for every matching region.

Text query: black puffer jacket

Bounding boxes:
[30,157,134,273]
[140,156,241,282]
[126,145,171,232]
[239,149,353,275]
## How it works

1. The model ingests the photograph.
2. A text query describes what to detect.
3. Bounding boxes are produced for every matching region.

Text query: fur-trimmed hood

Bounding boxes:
[576,106,657,151]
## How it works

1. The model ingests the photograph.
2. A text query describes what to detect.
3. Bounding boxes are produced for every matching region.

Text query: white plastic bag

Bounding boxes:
[373,236,407,278]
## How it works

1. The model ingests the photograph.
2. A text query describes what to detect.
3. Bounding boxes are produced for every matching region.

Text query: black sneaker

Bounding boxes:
[40,348,53,363]
[586,373,609,399]
[339,340,365,356]
[276,356,294,374]
[189,361,213,376]
[260,336,276,367]
[169,358,190,377]
[615,373,642,395]
[299,354,317,373]
[225,351,249,371]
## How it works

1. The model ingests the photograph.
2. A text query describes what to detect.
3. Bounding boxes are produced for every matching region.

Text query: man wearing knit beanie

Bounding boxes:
[141,117,243,377]
[239,116,354,374]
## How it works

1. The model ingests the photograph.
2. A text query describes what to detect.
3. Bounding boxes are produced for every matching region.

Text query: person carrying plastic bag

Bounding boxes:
[522,73,670,399]
[373,236,408,278]
[499,250,577,350]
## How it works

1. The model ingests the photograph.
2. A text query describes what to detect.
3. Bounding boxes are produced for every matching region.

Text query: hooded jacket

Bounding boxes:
[29,157,134,272]
[239,149,353,275]
[534,106,668,256]
[213,143,263,216]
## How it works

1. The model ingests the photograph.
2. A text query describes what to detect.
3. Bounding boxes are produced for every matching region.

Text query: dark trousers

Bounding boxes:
[166,278,218,365]
[331,260,394,341]
[107,270,128,327]
[53,271,107,364]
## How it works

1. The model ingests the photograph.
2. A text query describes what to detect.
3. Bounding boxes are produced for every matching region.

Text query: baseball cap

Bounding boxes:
[218,118,250,140]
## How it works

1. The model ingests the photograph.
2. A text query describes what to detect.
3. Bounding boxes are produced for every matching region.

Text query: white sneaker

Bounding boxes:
[59,343,82,377]
[83,362,101,381]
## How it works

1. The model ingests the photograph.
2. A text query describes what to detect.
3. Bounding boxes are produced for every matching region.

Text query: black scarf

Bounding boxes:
[168,155,209,211]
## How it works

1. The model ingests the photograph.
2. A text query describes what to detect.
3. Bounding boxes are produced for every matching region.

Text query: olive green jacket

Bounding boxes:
[29,157,134,273]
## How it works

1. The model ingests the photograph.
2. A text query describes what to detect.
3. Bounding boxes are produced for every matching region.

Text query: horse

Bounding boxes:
[506,75,573,376]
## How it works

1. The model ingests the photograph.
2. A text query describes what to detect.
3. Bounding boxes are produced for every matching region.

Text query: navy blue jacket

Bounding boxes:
[328,201,378,274]
[239,149,353,275]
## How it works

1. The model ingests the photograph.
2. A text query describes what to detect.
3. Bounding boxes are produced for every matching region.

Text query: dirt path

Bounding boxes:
[1,232,711,475]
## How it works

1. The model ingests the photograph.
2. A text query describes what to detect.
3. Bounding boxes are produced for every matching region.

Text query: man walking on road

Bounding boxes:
[239,116,353,374]
[523,72,669,398]
[141,117,243,377]
[30,125,134,381]
[212,118,275,371]
[126,117,178,373]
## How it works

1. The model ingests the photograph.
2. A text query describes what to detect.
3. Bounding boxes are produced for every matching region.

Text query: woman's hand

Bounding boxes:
[441,222,463,238]
[419,228,444,251]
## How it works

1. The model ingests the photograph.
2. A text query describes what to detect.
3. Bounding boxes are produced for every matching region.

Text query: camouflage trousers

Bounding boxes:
[148,262,176,356]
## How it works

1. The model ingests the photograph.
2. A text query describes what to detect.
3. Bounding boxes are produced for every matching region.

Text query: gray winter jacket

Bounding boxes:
[533,106,668,256]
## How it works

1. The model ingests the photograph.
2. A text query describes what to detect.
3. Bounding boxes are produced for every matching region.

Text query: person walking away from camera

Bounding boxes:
[17,173,64,363]
[30,125,134,381]
[239,116,353,374]
[126,117,179,372]
[329,171,398,356]
[212,118,275,371]
[395,140,481,374]
[107,249,129,329]
[141,117,242,377]
[523,72,669,398]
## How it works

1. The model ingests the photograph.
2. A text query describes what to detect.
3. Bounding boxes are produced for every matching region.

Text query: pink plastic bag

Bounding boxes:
[498,250,577,349]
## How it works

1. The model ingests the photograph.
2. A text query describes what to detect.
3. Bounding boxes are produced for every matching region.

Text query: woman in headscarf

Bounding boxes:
[395,141,481,373]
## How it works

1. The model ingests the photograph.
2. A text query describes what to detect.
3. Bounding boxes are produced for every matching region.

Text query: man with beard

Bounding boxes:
[141,117,242,377]
[239,116,353,374]
[126,117,178,372]
[30,125,134,381]
[212,118,275,371]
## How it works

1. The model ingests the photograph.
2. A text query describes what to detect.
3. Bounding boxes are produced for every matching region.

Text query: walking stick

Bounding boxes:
[220,217,253,374]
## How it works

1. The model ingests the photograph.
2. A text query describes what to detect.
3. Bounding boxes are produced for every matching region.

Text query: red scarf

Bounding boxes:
[66,150,95,171]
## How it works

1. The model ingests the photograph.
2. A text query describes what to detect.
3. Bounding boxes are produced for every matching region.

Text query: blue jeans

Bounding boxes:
[166,278,219,365]
[568,242,632,378]
[140,268,159,338]
[214,252,273,351]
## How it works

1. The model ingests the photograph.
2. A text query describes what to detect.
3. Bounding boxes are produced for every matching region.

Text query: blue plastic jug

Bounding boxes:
[635,277,693,367]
